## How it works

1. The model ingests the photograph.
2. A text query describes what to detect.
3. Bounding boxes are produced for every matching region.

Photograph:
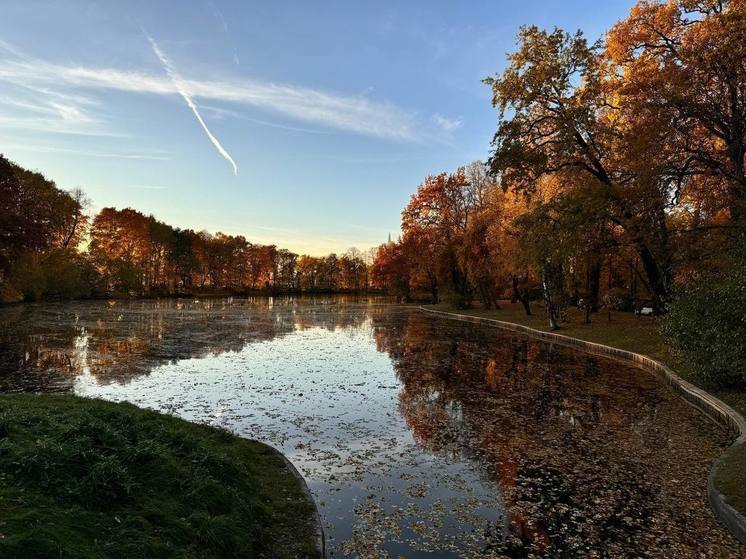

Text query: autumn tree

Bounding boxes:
[0,155,88,272]
[89,208,151,292]
[297,255,320,291]
[402,169,474,305]
[485,26,678,311]
[608,0,746,222]
[372,240,411,300]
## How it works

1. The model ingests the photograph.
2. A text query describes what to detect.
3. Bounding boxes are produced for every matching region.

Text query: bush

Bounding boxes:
[10,252,46,301]
[0,283,23,304]
[110,258,143,294]
[42,249,97,300]
[661,258,746,388]
[444,291,471,310]
[7,250,98,302]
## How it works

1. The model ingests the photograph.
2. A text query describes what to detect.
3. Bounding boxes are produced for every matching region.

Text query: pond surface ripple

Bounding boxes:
[0,297,742,558]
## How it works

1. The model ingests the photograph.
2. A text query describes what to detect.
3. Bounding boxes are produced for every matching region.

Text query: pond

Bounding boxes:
[0,297,742,558]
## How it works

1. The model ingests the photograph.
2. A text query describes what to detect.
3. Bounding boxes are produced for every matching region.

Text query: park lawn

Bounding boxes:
[427,300,746,519]
[0,394,320,559]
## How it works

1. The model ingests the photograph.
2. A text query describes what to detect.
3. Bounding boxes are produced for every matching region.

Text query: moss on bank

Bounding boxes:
[426,301,746,522]
[0,394,319,559]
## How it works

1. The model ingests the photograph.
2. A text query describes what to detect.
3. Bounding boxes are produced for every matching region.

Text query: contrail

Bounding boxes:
[144,31,238,175]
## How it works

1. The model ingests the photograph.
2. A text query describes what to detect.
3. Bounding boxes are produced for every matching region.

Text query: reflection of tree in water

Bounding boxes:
[371,312,730,558]
[0,296,375,391]
[2,301,736,556]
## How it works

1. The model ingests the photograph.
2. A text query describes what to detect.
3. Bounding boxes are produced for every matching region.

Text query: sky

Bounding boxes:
[0,0,635,256]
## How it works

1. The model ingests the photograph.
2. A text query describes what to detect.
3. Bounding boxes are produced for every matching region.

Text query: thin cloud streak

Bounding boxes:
[144,32,238,175]
[4,143,172,160]
[0,51,418,140]
[0,96,94,123]
[207,0,240,65]
[198,104,328,135]
[433,113,462,132]
[0,115,126,137]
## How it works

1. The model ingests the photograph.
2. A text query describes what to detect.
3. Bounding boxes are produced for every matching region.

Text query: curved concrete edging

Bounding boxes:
[417,306,746,545]
[266,445,326,558]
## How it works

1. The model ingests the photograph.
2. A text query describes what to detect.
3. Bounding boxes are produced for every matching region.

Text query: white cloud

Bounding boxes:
[0,115,124,137]
[433,113,462,133]
[0,47,419,141]
[0,93,97,125]
[49,101,95,123]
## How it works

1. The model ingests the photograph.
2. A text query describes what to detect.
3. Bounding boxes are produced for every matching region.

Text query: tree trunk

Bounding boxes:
[428,271,439,304]
[587,256,602,312]
[632,239,671,313]
[512,274,531,316]
[541,263,563,330]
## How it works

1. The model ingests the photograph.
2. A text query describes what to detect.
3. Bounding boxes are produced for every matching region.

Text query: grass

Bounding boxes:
[425,300,746,520]
[0,394,319,559]
[716,442,746,513]
[431,301,667,358]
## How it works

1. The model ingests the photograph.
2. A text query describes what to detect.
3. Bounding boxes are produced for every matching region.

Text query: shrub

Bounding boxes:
[444,291,471,310]
[42,249,97,300]
[6,250,98,302]
[0,282,23,304]
[660,254,746,388]
[10,252,46,301]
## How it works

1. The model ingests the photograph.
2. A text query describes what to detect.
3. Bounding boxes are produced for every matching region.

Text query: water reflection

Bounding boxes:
[0,298,741,557]
[0,296,371,391]
[371,311,739,557]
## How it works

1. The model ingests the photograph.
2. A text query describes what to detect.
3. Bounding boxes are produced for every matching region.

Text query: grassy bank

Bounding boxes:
[0,394,319,559]
[426,301,746,520]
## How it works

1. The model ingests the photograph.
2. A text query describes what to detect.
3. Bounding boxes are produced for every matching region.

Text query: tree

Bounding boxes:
[402,169,473,305]
[485,26,675,311]
[372,240,411,300]
[171,229,200,291]
[608,0,746,222]
[89,208,151,293]
[0,155,87,274]
[297,255,320,291]
[59,188,90,250]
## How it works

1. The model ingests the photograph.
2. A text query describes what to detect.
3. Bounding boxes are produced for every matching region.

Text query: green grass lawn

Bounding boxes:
[426,300,746,520]
[0,394,320,559]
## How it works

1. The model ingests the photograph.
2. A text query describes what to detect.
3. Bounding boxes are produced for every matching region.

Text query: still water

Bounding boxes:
[0,297,741,557]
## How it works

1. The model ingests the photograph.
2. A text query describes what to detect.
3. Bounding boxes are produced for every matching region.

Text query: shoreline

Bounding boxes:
[0,289,387,307]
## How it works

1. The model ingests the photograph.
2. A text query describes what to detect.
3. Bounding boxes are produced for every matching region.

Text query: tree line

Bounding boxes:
[0,155,372,302]
[370,0,746,386]
[372,0,744,315]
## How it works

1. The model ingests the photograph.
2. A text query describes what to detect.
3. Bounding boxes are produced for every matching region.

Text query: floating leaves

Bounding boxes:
[2,299,743,557]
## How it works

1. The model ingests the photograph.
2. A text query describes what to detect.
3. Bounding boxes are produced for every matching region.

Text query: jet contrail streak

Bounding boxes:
[144,32,238,175]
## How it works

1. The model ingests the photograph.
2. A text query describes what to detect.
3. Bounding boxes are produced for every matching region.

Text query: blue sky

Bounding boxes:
[0,0,634,255]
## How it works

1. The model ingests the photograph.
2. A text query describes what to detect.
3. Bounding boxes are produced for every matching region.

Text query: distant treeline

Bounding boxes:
[0,155,373,303]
